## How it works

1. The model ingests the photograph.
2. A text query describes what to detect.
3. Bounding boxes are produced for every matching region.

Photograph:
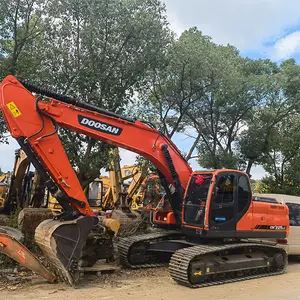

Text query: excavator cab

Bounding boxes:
[183,170,251,232]
[182,169,288,240]
[154,169,288,241]
[154,170,244,229]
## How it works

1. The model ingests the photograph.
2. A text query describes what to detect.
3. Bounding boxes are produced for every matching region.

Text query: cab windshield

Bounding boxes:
[183,174,213,226]
[184,174,213,205]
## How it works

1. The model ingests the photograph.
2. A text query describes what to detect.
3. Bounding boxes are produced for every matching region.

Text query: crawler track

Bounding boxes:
[118,231,183,268]
[169,243,288,288]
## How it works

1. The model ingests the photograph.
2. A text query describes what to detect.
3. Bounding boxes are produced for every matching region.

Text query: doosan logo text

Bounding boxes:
[78,115,123,136]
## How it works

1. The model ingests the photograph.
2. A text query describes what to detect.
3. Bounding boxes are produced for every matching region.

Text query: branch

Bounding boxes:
[187,155,200,160]
[185,132,201,161]
[101,29,135,94]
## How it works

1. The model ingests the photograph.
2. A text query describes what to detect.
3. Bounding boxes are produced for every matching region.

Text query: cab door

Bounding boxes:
[209,172,237,234]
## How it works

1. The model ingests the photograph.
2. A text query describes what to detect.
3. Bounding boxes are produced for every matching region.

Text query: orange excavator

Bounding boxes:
[0,75,289,288]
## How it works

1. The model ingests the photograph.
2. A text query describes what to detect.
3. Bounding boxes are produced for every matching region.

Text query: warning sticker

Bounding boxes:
[6,101,22,118]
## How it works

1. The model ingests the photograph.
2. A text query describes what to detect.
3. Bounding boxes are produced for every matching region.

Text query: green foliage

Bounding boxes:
[2,0,300,195]
[135,155,156,174]
[0,0,171,184]
[238,59,300,175]
[251,179,270,194]
[134,28,282,171]
[254,115,300,195]
[197,148,239,170]
[132,27,222,136]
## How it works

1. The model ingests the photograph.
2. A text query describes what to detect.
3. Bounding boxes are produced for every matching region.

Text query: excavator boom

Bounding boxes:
[1,76,192,212]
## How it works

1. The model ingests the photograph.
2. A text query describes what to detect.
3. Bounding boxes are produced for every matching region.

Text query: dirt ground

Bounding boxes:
[1,257,300,300]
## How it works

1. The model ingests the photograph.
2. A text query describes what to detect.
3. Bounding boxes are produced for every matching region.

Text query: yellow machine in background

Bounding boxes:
[101,148,145,211]
[126,165,148,211]
[2,147,161,239]
[45,176,106,212]
[0,172,10,183]
[47,148,147,213]
[0,176,9,210]
[0,149,32,213]
[16,147,150,239]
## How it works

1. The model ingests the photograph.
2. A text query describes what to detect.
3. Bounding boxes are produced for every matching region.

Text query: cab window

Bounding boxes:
[286,203,300,226]
[237,175,251,213]
[214,174,235,204]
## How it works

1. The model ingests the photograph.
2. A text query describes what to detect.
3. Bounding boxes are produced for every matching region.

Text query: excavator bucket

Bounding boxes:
[34,215,96,286]
[0,226,56,283]
[18,208,54,241]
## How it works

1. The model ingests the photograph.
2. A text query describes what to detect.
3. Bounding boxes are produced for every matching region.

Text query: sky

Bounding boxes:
[1,0,300,179]
[163,0,300,63]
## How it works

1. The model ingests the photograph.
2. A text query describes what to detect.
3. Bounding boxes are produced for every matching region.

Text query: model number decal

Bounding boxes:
[255,225,286,230]
[269,225,286,230]
[78,115,123,136]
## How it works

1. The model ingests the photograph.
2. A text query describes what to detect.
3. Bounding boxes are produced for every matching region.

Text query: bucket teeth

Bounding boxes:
[34,215,96,286]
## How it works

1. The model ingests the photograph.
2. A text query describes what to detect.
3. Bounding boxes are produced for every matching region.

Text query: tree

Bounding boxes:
[0,0,49,142]
[131,28,280,170]
[239,58,300,175]
[0,0,48,78]
[131,28,217,137]
[257,115,300,195]
[188,56,276,170]
[0,0,172,186]
[131,27,247,165]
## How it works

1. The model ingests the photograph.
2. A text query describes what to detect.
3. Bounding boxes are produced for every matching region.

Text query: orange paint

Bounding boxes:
[0,75,192,216]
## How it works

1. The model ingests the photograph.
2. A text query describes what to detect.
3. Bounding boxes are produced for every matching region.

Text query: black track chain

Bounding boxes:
[117,231,182,269]
[169,243,288,288]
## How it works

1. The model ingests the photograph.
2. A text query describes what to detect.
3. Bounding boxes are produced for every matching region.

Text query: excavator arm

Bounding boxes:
[0,75,192,219]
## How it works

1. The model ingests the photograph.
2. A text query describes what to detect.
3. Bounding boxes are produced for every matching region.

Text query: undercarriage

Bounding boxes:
[117,232,288,288]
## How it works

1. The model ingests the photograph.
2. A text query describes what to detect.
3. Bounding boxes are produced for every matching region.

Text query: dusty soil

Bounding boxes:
[1,257,300,300]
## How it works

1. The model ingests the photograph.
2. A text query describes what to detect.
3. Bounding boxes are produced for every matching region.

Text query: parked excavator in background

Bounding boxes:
[41,149,149,214]
[0,148,51,213]
[0,149,32,213]
[0,173,10,211]
[0,172,10,183]
[0,145,160,216]
[132,173,165,210]
[0,75,290,289]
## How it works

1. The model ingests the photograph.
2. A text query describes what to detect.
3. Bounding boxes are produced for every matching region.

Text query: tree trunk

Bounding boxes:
[246,160,253,176]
